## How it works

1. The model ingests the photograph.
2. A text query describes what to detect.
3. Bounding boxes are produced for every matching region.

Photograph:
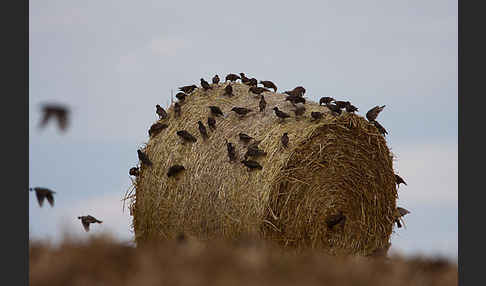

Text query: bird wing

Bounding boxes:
[82,220,90,232]
[39,110,53,129]
[45,192,55,207]
[35,192,45,207]
[56,111,68,131]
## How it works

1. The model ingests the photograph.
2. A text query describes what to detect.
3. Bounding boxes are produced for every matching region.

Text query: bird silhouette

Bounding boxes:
[249,86,269,96]
[137,150,153,166]
[248,78,258,87]
[208,106,224,117]
[224,84,233,97]
[239,133,253,143]
[78,215,102,232]
[259,95,266,113]
[285,95,306,105]
[39,104,69,132]
[334,101,348,110]
[177,130,197,143]
[198,121,208,140]
[244,145,267,159]
[345,102,358,113]
[207,117,216,131]
[212,74,220,84]
[179,84,198,94]
[225,73,240,82]
[395,174,407,189]
[366,105,386,122]
[129,167,139,177]
[394,207,410,228]
[200,78,212,90]
[167,165,185,177]
[239,73,251,84]
[156,104,168,120]
[259,80,277,92]
[372,120,388,136]
[281,132,289,148]
[175,92,187,102]
[226,139,237,162]
[273,107,291,121]
[30,187,56,207]
[319,97,334,105]
[231,107,252,117]
[148,123,168,137]
[325,103,342,115]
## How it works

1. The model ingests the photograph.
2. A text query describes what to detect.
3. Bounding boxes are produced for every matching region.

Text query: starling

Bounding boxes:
[284,86,305,97]
[224,84,233,97]
[366,105,386,122]
[174,102,181,117]
[179,84,198,94]
[175,92,187,102]
[148,122,168,137]
[285,95,306,105]
[334,100,348,110]
[39,104,69,132]
[137,150,153,166]
[394,207,410,228]
[239,132,253,143]
[395,174,407,188]
[292,105,306,117]
[212,74,220,84]
[281,132,289,148]
[325,103,342,115]
[156,104,168,119]
[372,120,388,136]
[244,145,267,159]
[200,78,212,90]
[248,78,258,87]
[207,117,216,131]
[241,159,263,170]
[273,107,291,121]
[225,73,241,82]
[167,165,185,177]
[177,130,197,143]
[325,211,346,230]
[226,139,237,162]
[259,95,266,113]
[311,111,324,121]
[249,86,269,95]
[29,187,56,207]
[209,106,224,117]
[345,102,359,113]
[129,167,139,177]
[259,80,277,92]
[319,97,334,106]
[197,121,208,140]
[231,107,252,116]
[78,215,102,232]
[239,73,250,84]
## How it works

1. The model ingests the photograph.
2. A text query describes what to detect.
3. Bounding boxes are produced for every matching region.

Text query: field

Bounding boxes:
[29,235,457,286]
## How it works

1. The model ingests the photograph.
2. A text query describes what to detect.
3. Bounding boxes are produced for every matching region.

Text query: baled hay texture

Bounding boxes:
[130,82,397,256]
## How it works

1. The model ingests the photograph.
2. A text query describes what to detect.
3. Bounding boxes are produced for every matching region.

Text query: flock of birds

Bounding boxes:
[30,71,410,238]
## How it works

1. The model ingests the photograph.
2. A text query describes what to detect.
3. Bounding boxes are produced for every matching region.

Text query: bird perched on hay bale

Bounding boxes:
[212,75,220,84]
[231,107,252,117]
[395,174,407,189]
[78,215,102,232]
[319,97,334,105]
[197,121,209,140]
[259,95,267,113]
[209,106,224,117]
[175,92,187,102]
[156,104,168,120]
[129,167,140,177]
[207,117,216,130]
[137,150,152,166]
[131,82,398,257]
[179,84,198,94]
[394,207,410,228]
[224,84,234,97]
[201,78,212,91]
[366,105,386,122]
[30,187,56,207]
[174,102,182,117]
[148,123,168,137]
[177,130,197,143]
[273,107,291,121]
[259,80,277,92]
[225,73,240,82]
[167,165,185,177]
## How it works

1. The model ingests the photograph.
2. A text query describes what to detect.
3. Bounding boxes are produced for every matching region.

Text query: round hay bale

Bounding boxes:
[130,82,397,256]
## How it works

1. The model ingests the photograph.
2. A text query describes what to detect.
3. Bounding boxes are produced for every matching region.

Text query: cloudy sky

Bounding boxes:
[29,0,457,259]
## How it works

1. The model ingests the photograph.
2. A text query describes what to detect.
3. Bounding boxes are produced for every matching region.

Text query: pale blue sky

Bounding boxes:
[29,0,457,259]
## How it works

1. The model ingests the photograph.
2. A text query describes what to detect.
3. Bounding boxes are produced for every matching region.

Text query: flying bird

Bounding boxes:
[207,117,216,131]
[137,150,153,166]
[148,123,168,137]
[239,73,250,84]
[39,104,69,132]
[239,133,253,143]
[175,92,187,102]
[197,121,208,140]
[167,165,185,177]
[177,130,197,143]
[319,97,334,106]
[394,207,411,228]
[212,74,220,84]
[224,84,233,97]
[273,107,291,121]
[78,215,102,232]
[325,211,346,230]
[259,95,266,113]
[395,174,407,188]
[259,80,277,92]
[231,107,252,117]
[156,105,168,119]
[366,105,386,122]
[226,139,237,162]
[174,102,181,117]
[30,187,55,207]
[292,105,306,117]
[179,84,198,94]
[129,167,139,177]
[200,78,212,90]
[372,120,388,136]
[208,106,224,117]
[281,132,289,148]
[311,111,324,121]
[249,86,269,95]
[241,159,263,170]
[225,73,240,82]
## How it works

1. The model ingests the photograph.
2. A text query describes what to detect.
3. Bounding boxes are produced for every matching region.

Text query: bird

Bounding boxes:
[249,86,269,95]
[39,104,69,132]
[292,105,306,117]
[248,140,263,150]
[395,174,407,188]
[273,107,291,121]
[325,103,342,115]
[179,84,198,94]
[209,106,224,117]
[325,211,346,230]
[239,73,251,84]
[29,187,56,207]
[224,84,233,97]
[239,133,253,143]
[197,121,208,140]
[281,132,289,148]
[231,107,252,117]
[137,150,153,166]
[372,120,388,136]
[366,105,386,122]
[259,80,277,92]
[244,145,267,159]
[225,73,240,82]
[174,102,181,117]
[394,207,410,228]
[319,97,334,105]
[285,95,306,105]
[201,78,212,91]
[241,159,263,170]
[226,139,237,162]
[248,78,258,87]
[177,130,197,143]
[284,86,305,97]
[175,92,187,102]
[345,102,358,113]
[148,123,168,137]
[78,215,102,232]
[212,74,220,84]
[311,111,324,121]
[129,167,139,177]
[156,104,168,119]
[259,95,266,113]
[334,100,348,110]
[207,117,216,131]
[167,165,185,177]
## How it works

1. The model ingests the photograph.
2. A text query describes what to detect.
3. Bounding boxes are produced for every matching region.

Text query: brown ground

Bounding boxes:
[29,235,457,286]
